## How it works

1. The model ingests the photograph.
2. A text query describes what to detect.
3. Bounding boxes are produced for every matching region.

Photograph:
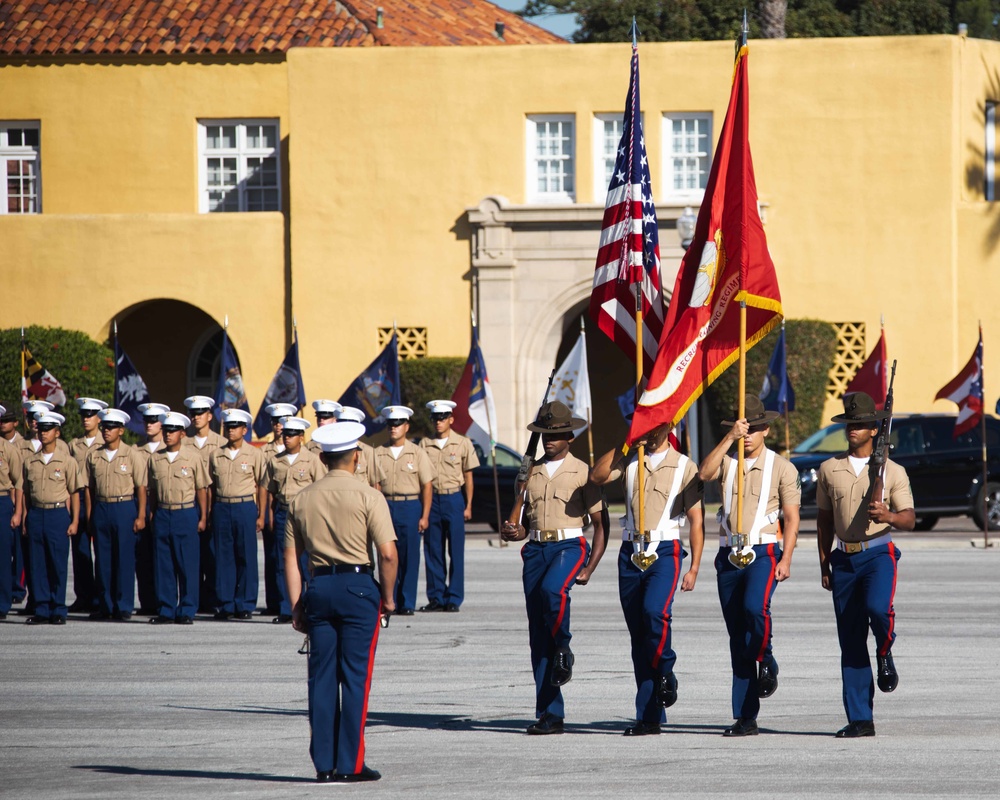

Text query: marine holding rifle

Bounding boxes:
[591,421,704,737]
[815,390,914,739]
[501,401,607,735]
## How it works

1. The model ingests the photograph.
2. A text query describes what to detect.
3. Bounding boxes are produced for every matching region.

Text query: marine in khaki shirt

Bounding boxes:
[816,457,912,543]
[265,447,325,506]
[84,441,148,514]
[209,440,267,517]
[420,431,479,500]
[24,441,83,510]
[148,447,211,510]
[0,435,25,526]
[375,440,434,503]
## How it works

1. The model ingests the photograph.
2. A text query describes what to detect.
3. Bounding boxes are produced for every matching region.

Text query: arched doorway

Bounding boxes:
[112,300,238,413]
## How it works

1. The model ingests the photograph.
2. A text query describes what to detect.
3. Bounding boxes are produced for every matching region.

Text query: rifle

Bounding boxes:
[516,369,557,490]
[869,360,898,506]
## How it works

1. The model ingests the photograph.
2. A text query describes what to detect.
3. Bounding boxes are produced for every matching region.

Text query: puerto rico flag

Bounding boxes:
[451,327,497,454]
[935,328,984,438]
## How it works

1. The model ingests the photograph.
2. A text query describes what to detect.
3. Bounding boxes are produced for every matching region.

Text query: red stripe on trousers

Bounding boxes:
[551,537,588,637]
[354,602,382,774]
[879,542,898,656]
[652,540,682,668]
[757,544,777,662]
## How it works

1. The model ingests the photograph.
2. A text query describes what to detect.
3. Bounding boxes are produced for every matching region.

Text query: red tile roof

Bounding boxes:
[0,0,564,57]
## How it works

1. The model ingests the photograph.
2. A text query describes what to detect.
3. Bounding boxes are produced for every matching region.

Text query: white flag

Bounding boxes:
[547,331,592,429]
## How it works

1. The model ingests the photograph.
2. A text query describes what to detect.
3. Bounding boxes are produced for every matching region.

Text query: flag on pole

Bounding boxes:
[760,325,795,413]
[589,36,664,380]
[337,333,400,437]
[546,329,592,431]
[451,327,498,453]
[252,337,307,439]
[845,329,887,408]
[214,327,252,440]
[22,343,67,408]
[935,328,984,438]
[629,43,782,443]
[113,339,150,435]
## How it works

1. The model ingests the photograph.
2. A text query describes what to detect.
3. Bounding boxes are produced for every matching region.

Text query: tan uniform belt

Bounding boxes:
[159,502,195,510]
[216,495,254,504]
[96,495,135,503]
[385,494,419,501]
[33,501,66,510]
[529,528,584,543]
[623,529,680,543]
[721,533,778,547]
[433,487,462,496]
[837,532,892,554]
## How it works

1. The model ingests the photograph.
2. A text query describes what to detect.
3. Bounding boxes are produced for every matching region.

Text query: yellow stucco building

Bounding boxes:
[3,3,999,453]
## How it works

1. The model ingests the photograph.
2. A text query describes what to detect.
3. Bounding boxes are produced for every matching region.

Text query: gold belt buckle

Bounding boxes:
[541,530,558,542]
[634,531,650,544]
[845,541,864,554]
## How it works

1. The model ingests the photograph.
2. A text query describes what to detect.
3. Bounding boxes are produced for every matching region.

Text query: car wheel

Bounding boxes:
[912,515,938,531]
[971,483,1000,531]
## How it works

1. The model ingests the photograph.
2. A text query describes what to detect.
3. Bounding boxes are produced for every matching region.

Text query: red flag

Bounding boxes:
[935,328,983,437]
[589,39,664,379]
[845,329,888,408]
[629,45,782,443]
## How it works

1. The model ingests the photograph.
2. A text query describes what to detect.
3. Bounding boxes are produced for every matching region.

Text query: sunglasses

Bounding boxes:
[99,423,123,431]
[36,424,58,432]
[282,430,302,437]
[430,414,451,422]
[143,416,160,424]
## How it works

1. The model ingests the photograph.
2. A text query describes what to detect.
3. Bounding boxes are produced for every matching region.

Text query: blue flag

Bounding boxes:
[617,385,636,422]
[252,338,307,439]
[214,328,252,440]
[760,327,795,413]
[337,333,400,436]
[113,339,149,436]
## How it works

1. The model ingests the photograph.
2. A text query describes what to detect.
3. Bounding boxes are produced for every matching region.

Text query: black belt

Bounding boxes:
[385,494,419,501]
[312,564,373,576]
[97,495,135,503]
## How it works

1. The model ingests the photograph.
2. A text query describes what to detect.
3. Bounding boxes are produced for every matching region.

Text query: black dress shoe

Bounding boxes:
[877,653,898,693]
[332,765,382,782]
[526,713,564,735]
[213,611,233,621]
[656,672,678,708]
[234,610,253,620]
[758,660,779,699]
[836,720,876,738]
[444,603,460,613]
[723,718,759,737]
[396,608,415,616]
[25,615,49,625]
[67,601,89,613]
[0,612,7,620]
[149,615,174,625]
[49,616,66,625]
[623,721,661,736]
[175,616,194,625]
[316,771,334,783]
[550,647,574,686]
[114,611,132,621]
[419,600,444,612]
[272,614,293,624]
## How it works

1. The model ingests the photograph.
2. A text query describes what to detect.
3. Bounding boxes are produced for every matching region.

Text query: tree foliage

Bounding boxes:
[399,357,467,440]
[1,326,115,442]
[522,1,1000,41]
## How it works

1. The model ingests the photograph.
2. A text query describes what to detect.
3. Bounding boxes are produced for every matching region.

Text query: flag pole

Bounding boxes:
[781,320,790,456]
[473,309,505,546]
[979,323,990,548]
[629,17,646,541]
[581,316,595,468]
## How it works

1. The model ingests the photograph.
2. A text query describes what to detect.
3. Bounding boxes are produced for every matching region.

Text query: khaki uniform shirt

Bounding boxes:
[20,437,70,457]
[420,432,479,493]
[285,470,396,571]
[23,449,82,505]
[523,453,601,531]
[84,443,148,500]
[135,440,167,469]
[712,450,801,536]
[261,439,286,463]
[307,440,383,488]
[610,448,702,526]
[375,441,434,497]
[183,431,226,470]
[265,449,325,505]
[69,435,103,472]
[148,449,210,505]
[209,443,266,500]
[816,455,913,543]
[0,438,24,492]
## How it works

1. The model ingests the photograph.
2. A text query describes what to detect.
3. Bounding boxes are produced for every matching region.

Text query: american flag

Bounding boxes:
[935,327,984,438]
[589,39,663,379]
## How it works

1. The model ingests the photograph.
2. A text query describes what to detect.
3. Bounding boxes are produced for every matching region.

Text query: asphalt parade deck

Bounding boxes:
[2,521,998,799]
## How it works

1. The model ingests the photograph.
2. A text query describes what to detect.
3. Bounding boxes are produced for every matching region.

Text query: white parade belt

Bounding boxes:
[836,532,892,554]
[622,529,680,543]
[720,532,778,547]
[529,528,584,543]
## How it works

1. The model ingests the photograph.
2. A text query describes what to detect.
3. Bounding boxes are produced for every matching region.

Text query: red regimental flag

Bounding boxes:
[629,45,782,444]
[935,328,984,438]
[845,329,888,408]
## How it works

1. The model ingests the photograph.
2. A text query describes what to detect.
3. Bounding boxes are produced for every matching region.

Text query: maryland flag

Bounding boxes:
[629,43,782,443]
[22,345,67,407]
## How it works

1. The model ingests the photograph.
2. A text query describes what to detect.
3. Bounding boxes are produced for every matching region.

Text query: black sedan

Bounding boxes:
[470,441,522,530]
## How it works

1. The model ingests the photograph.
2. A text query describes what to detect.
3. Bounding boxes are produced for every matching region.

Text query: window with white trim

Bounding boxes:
[526,115,575,203]
[593,112,645,201]
[662,112,712,201]
[198,120,280,213]
[986,101,996,201]
[1,122,40,214]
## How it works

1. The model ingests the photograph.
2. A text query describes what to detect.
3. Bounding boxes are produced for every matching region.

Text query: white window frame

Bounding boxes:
[662,112,713,203]
[526,114,575,203]
[0,121,41,215]
[197,119,281,213]
[987,102,996,202]
[593,112,646,202]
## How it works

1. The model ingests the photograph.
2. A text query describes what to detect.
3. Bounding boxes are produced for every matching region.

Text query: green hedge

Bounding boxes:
[1,326,115,442]
[703,319,838,452]
[399,357,466,439]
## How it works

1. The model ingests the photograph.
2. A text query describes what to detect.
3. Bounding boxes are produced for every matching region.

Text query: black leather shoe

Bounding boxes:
[213,611,233,621]
[49,616,66,625]
[836,720,876,738]
[623,721,661,736]
[114,611,132,621]
[656,672,678,708]
[272,614,293,624]
[234,610,253,620]
[723,718,759,737]
[758,660,779,699]
[444,603,460,613]
[551,647,574,686]
[0,612,6,620]
[149,615,174,625]
[25,615,49,625]
[67,601,89,613]
[877,653,898,693]
[175,616,194,625]
[419,600,444,612]
[396,608,415,616]
[332,766,382,782]
[316,771,334,783]
[526,713,564,735]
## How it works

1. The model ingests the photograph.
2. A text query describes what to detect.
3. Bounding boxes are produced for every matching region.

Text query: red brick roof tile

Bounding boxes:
[0,0,563,56]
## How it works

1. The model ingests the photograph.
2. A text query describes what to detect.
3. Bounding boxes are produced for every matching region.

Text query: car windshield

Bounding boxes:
[472,442,522,468]
[793,424,847,454]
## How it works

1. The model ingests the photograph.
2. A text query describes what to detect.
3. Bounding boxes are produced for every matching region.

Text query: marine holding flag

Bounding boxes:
[629,43,782,444]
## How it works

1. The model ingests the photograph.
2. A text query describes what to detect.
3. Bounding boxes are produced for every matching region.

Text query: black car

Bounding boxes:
[791,413,1000,530]
[470,442,522,530]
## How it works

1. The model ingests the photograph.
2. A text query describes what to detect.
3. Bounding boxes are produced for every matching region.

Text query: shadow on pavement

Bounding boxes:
[73,765,313,783]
